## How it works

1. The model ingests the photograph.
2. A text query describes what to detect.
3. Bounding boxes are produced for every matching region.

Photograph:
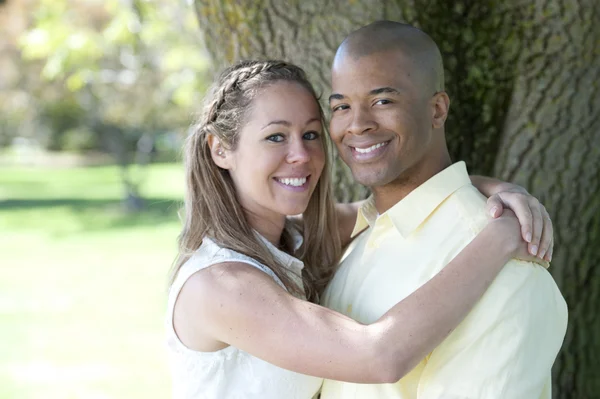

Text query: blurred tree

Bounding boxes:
[0,0,37,147]
[13,0,211,209]
[192,1,599,398]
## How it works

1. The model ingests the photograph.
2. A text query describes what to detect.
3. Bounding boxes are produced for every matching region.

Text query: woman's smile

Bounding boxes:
[273,175,311,191]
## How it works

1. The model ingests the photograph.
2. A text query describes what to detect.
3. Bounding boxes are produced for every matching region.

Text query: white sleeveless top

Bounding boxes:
[166,232,323,399]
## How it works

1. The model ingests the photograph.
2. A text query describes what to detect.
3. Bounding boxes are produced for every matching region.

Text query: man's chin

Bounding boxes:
[350,169,391,188]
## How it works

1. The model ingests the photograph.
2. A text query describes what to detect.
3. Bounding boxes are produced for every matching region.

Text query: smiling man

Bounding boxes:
[320,21,568,399]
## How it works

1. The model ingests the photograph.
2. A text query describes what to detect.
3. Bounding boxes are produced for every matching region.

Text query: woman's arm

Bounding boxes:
[174,212,533,383]
[470,175,553,261]
[334,178,553,261]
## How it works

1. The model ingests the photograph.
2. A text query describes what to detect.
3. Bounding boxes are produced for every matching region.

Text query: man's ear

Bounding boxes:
[206,134,231,170]
[431,91,450,129]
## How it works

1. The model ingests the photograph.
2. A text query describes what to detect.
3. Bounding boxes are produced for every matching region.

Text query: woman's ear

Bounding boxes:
[431,91,450,129]
[206,134,231,170]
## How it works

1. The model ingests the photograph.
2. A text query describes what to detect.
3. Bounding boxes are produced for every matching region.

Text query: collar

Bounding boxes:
[351,161,472,238]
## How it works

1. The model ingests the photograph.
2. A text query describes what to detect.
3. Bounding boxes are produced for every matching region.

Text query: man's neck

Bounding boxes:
[372,155,452,214]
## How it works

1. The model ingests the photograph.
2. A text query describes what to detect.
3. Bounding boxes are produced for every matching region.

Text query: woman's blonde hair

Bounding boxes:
[170,60,342,302]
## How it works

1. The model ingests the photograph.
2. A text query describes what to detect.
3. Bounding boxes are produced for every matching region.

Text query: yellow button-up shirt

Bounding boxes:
[321,162,568,399]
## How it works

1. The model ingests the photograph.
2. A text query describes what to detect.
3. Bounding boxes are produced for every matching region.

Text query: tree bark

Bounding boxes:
[494,2,600,398]
[193,1,600,397]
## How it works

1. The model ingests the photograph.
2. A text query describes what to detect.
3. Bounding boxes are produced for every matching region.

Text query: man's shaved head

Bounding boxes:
[335,20,445,94]
[328,20,452,196]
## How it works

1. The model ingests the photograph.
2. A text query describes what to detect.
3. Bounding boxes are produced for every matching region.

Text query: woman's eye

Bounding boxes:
[332,104,349,112]
[266,134,285,143]
[303,131,320,140]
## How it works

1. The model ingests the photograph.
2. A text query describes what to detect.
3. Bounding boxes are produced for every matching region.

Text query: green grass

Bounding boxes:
[0,163,185,399]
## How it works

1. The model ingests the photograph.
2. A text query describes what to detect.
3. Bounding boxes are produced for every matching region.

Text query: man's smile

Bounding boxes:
[348,140,391,161]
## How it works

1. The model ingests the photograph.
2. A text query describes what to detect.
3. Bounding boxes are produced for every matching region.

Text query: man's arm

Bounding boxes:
[417,260,568,399]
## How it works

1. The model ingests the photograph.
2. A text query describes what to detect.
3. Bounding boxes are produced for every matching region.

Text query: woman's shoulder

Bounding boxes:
[177,237,283,289]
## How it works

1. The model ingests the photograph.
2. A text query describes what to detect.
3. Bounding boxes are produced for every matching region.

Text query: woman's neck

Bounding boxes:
[245,211,286,247]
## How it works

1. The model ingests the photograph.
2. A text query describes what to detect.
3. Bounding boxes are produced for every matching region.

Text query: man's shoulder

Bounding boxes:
[455,258,567,345]
[439,183,490,232]
[447,183,488,214]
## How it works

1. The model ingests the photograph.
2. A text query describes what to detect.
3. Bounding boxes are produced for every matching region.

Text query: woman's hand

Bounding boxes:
[486,186,553,262]
[470,176,553,262]
[487,209,550,268]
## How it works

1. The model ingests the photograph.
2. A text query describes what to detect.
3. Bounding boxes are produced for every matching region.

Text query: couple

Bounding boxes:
[166,21,567,399]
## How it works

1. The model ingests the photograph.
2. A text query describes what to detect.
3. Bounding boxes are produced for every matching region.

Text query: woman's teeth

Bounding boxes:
[354,142,387,154]
[277,177,307,186]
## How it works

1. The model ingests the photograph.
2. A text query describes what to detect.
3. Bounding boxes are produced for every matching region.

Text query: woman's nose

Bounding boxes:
[286,140,311,164]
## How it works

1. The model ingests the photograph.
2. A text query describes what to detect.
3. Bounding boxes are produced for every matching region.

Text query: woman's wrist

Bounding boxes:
[480,219,521,261]
[470,175,528,197]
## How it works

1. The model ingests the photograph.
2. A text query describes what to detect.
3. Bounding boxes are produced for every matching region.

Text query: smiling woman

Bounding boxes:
[165,60,552,399]
[208,80,326,239]
[173,61,340,302]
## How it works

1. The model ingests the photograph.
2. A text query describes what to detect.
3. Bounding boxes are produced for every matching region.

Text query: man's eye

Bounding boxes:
[303,131,320,140]
[375,99,392,105]
[332,104,349,112]
[266,134,285,142]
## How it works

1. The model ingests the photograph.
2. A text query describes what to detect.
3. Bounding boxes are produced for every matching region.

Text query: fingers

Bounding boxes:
[546,238,554,262]
[528,198,544,257]
[490,187,555,262]
[513,241,550,269]
[503,193,534,245]
[494,191,553,260]
[486,194,504,218]
[537,206,554,261]
[515,254,551,269]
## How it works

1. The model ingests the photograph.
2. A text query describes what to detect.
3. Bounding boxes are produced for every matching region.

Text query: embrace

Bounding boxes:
[166,21,567,399]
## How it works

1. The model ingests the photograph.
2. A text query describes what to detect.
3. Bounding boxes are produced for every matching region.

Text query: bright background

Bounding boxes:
[1,0,208,396]
[0,164,183,398]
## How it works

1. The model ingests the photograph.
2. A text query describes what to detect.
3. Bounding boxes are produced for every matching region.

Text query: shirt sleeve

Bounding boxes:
[417,260,568,399]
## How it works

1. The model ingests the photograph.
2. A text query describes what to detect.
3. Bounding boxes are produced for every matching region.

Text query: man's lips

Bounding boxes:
[350,141,390,154]
[345,140,391,161]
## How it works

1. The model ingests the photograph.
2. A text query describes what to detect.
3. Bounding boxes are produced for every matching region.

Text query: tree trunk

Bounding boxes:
[193,1,600,397]
[494,2,600,398]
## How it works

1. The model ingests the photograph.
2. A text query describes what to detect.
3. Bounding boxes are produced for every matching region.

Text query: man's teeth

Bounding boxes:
[278,177,307,186]
[354,142,387,154]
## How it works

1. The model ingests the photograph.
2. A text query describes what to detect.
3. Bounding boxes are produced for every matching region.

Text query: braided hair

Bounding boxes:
[171,60,341,302]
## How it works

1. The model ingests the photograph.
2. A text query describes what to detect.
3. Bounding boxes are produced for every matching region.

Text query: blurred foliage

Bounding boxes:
[0,0,211,155]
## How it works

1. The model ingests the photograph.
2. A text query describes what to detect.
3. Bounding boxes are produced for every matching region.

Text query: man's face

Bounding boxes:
[328,50,435,188]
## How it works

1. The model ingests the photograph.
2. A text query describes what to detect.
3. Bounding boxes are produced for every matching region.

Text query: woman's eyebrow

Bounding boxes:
[262,117,320,130]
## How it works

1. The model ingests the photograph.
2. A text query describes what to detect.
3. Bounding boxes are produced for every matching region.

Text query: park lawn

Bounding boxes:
[0,163,184,399]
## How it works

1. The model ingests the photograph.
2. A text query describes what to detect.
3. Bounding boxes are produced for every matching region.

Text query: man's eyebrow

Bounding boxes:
[328,87,400,103]
[369,87,401,96]
[328,93,344,103]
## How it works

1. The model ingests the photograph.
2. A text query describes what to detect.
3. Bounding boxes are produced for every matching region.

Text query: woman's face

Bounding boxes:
[222,81,326,227]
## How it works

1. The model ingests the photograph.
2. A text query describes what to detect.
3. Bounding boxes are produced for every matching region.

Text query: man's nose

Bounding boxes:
[347,105,377,136]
